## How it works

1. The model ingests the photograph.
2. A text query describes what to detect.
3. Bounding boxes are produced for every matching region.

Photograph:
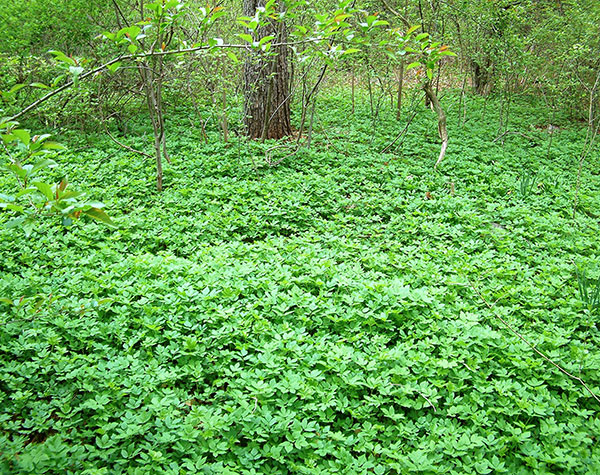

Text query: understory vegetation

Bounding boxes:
[1,0,600,473]
[1,91,600,473]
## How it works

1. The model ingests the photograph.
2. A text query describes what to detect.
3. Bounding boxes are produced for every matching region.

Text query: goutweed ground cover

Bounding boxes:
[1,91,599,474]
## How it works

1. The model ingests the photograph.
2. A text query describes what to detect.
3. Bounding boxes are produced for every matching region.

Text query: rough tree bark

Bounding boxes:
[472,59,493,96]
[243,0,292,140]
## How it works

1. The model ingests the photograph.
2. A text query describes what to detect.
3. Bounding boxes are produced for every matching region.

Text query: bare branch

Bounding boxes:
[380,0,411,27]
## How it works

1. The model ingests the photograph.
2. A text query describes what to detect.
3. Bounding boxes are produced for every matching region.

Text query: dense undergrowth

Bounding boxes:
[1,90,600,474]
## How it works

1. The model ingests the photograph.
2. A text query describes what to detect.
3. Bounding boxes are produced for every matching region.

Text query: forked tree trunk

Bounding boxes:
[243,0,292,140]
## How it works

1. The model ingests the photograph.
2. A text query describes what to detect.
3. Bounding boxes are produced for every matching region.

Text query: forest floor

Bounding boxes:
[1,90,600,473]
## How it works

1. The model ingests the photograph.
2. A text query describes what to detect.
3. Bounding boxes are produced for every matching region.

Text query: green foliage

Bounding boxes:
[405,31,456,81]
[575,265,600,314]
[448,0,600,113]
[0,0,109,55]
[1,92,599,473]
[0,119,114,235]
[518,170,538,199]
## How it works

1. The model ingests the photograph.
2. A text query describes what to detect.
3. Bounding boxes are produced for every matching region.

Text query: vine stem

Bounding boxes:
[469,280,600,405]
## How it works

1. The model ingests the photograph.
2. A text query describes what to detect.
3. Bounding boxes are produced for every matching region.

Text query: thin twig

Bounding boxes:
[265,143,298,167]
[469,280,600,404]
[97,75,152,159]
[380,0,411,27]
[104,127,153,158]
[493,129,537,144]
[417,392,437,412]
[380,90,424,153]
[315,112,345,155]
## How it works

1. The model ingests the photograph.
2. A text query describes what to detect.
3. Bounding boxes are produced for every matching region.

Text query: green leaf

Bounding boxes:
[31,159,58,174]
[208,37,224,47]
[32,134,52,144]
[9,84,26,94]
[69,66,84,82]
[371,20,389,28]
[58,190,84,201]
[237,33,254,43]
[32,182,54,201]
[5,217,25,229]
[107,62,122,73]
[258,35,275,48]
[49,50,76,66]
[51,74,66,87]
[117,25,142,42]
[15,187,37,198]
[12,129,31,145]
[41,141,66,151]
[84,207,116,227]
[22,219,35,237]
[5,163,27,179]
[226,51,239,63]
[406,25,421,36]
[0,203,24,212]
[406,62,421,71]
[1,133,16,144]
[474,461,492,474]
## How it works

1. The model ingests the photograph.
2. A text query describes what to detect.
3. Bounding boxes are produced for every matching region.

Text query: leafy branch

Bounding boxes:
[0,119,114,235]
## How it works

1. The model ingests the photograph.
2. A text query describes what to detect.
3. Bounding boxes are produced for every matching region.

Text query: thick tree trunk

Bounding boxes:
[472,59,493,96]
[243,0,292,140]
